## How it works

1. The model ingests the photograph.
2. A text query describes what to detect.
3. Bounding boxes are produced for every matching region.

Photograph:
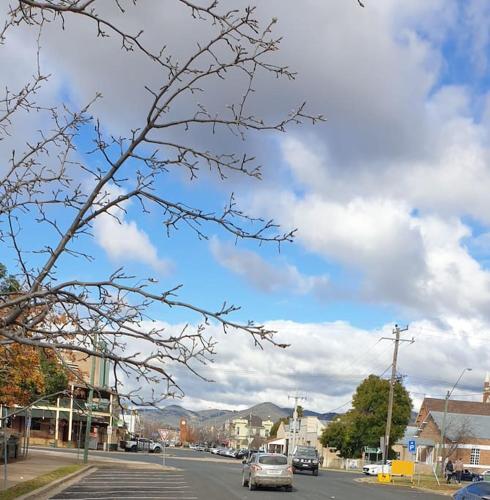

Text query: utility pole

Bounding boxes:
[288,393,306,463]
[247,412,252,451]
[381,324,412,463]
[83,332,98,464]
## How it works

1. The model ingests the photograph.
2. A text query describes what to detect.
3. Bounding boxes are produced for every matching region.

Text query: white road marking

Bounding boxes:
[53,497,198,500]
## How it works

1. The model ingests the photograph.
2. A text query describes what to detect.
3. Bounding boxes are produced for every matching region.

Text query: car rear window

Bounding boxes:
[258,455,288,465]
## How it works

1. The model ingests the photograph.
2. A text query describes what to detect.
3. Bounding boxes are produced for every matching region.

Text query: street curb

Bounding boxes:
[320,467,362,474]
[16,465,96,500]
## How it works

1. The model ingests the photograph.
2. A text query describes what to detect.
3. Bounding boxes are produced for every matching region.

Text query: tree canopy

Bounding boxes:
[0,263,68,406]
[320,375,412,458]
[0,344,69,406]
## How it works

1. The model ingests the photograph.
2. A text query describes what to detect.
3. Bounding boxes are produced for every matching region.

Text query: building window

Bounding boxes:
[236,428,239,435]
[470,448,480,465]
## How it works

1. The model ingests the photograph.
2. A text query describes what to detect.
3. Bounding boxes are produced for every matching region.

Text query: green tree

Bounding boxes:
[320,375,412,458]
[296,405,304,418]
[39,351,69,400]
[0,263,20,293]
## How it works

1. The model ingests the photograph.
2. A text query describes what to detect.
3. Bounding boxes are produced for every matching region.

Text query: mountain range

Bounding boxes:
[138,401,338,429]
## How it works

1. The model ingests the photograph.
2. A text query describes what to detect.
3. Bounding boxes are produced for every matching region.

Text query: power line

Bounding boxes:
[320,362,394,415]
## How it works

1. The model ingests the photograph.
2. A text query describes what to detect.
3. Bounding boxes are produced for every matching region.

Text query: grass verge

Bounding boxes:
[359,474,462,495]
[0,464,84,500]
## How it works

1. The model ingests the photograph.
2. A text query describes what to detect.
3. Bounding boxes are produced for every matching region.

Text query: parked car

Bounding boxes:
[292,446,320,476]
[120,437,163,453]
[190,443,205,451]
[453,481,490,499]
[242,453,293,492]
[235,449,249,460]
[362,463,391,476]
[461,469,484,482]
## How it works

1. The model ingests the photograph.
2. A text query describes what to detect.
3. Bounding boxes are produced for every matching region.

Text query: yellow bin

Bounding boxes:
[377,473,391,483]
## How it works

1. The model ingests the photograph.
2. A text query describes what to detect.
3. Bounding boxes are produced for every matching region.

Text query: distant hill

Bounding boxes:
[138,405,199,429]
[209,402,290,427]
[138,401,339,429]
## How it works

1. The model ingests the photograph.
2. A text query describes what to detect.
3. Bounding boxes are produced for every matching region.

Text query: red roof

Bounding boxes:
[416,397,490,425]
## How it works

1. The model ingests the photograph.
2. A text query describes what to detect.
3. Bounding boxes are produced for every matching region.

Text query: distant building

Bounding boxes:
[120,408,142,435]
[228,415,274,449]
[410,374,490,470]
[267,416,327,456]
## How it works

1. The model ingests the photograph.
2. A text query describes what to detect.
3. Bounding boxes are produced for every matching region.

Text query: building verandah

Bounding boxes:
[2,383,123,451]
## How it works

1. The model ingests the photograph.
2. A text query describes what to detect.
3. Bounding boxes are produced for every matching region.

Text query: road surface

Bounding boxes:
[43,447,445,500]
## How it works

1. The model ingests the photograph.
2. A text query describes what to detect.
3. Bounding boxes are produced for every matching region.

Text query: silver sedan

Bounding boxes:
[242,453,293,492]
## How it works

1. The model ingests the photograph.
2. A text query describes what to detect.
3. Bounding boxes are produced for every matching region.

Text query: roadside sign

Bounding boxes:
[408,439,416,454]
[158,429,168,467]
[392,460,414,477]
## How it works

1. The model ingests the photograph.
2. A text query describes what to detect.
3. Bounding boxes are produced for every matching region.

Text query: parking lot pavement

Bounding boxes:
[49,468,198,499]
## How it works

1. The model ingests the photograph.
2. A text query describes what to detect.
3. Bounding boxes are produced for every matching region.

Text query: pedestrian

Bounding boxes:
[455,458,464,484]
[445,459,454,484]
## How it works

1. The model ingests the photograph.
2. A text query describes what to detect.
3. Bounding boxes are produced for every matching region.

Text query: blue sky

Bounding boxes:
[2,0,490,411]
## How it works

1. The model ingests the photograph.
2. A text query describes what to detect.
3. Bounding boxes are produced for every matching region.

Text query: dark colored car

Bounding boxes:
[235,449,249,460]
[292,446,319,475]
[461,469,484,482]
[453,481,490,499]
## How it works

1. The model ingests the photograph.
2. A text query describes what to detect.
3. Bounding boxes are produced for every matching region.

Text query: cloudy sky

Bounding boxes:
[2,0,490,413]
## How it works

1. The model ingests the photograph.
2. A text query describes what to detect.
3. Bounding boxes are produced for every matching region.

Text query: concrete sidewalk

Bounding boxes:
[0,450,80,491]
[0,448,177,491]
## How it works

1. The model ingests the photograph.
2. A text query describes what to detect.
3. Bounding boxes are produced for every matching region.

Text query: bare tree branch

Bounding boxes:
[0,0,322,404]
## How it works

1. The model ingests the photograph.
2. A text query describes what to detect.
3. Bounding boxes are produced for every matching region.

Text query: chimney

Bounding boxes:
[484,373,490,404]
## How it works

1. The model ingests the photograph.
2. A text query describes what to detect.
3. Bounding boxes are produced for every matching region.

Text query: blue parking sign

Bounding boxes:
[408,440,416,453]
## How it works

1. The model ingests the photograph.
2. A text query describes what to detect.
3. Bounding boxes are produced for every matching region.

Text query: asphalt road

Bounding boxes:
[44,447,445,500]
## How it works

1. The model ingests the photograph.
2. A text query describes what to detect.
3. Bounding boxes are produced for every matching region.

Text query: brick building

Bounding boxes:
[413,374,490,471]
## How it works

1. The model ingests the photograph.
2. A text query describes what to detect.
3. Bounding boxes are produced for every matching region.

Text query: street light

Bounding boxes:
[439,367,472,474]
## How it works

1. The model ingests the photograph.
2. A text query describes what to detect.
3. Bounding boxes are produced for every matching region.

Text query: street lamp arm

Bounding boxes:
[447,368,472,399]
[438,367,471,478]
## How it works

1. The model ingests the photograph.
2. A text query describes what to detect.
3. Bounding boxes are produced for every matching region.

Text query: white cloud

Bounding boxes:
[6,0,490,413]
[93,186,171,273]
[124,318,489,413]
[250,179,490,321]
[209,237,330,299]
